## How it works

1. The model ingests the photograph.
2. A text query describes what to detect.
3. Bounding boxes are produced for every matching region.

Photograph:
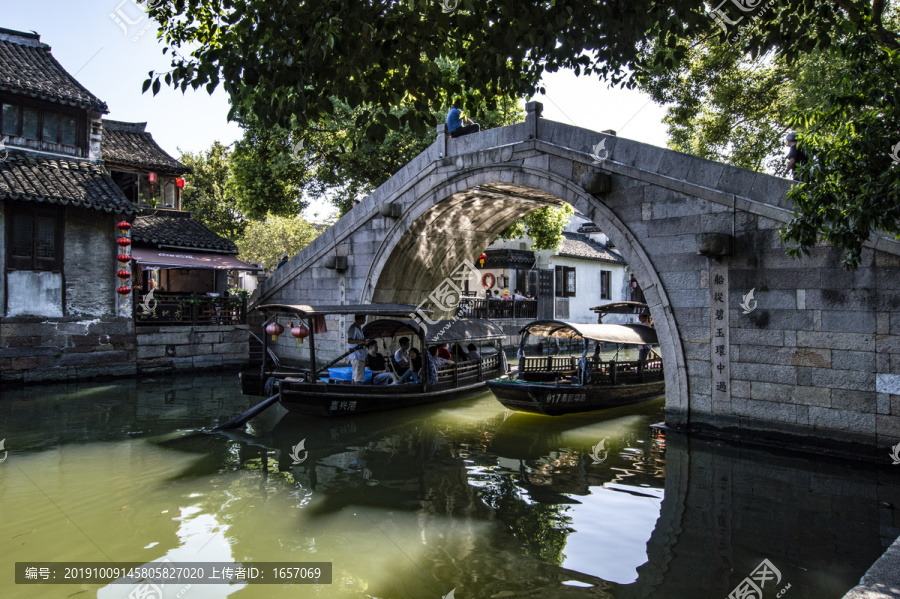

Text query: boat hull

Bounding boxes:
[486,378,665,415]
[277,378,492,417]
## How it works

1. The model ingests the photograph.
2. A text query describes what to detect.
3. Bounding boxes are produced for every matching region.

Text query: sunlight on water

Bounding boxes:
[0,374,896,598]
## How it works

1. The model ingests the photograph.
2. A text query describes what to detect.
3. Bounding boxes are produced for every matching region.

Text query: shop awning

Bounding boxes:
[131,247,263,271]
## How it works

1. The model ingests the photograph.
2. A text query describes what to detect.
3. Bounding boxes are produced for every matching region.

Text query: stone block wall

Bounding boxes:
[134,324,250,375]
[0,317,136,383]
[254,107,900,455]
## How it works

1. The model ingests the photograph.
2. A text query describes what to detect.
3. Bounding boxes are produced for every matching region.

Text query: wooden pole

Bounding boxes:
[307,316,317,381]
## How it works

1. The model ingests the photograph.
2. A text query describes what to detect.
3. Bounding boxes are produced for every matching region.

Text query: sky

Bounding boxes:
[2,1,671,219]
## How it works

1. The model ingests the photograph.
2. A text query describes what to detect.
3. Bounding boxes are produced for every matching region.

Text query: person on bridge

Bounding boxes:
[446,106,480,138]
[786,132,807,179]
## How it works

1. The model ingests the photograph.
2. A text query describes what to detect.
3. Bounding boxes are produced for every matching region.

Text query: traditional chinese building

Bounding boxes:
[0,27,137,383]
[471,214,631,325]
[0,27,254,383]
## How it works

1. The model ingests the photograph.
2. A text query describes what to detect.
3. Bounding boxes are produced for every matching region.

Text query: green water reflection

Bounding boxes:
[0,374,897,598]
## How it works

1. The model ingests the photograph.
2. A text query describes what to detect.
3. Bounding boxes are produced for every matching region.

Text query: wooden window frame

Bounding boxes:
[600,270,611,300]
[5,202,65,272]
[554,265,577,298]
[0,93,86,151]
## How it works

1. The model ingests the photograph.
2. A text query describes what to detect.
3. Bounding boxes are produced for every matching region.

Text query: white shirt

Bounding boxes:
[348,323,366,361]
[394,347,410,368]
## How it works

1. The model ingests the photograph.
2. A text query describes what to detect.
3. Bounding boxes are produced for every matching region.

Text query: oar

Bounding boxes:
[213,393,280,431]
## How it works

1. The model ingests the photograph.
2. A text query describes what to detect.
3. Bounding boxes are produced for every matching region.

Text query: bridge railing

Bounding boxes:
[456,297,538,320]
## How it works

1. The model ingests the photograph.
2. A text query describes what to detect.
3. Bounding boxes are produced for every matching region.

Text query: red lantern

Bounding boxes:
[479,253,487,267]
[117,237,131,248]
[117,221,132,234]
[266,321,284,341]
[291,324,310,344]
[175,177,185,188]
[117,285,132,297]
[117,269,131,282]
[148,172,158,184]
[117,253,131,265]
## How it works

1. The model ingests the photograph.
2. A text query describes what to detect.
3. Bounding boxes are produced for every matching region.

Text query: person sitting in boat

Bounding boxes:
[365,340,399,385]
[436,343,452,361]
[348,314,368,384]
[466,343,482,362]
[428,345,455,369]
[394,337,411,374]
[398,347,422,383]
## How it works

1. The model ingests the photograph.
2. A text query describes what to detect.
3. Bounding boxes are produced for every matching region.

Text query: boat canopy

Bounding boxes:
[364,318,506,342]
[589,301,651,316]
[518,320,658,345]
[256,303,430,318]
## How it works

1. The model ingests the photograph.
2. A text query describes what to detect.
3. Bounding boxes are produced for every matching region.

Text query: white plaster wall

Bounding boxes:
[6,271,64,317]
[549,256,628,324]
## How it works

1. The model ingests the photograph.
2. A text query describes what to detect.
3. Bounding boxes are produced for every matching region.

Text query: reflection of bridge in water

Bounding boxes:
[160,397,898,598]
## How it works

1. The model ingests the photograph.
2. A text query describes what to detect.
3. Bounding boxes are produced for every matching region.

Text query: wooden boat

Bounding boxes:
[240,303,508,416]
[486,310,664,416]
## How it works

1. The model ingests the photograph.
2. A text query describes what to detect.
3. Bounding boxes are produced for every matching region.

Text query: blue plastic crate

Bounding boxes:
[328,366,372,382]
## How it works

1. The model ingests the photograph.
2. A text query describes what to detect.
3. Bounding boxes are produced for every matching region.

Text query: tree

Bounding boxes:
[235,213,322,270]
[496,204,575,250]
[301,91,523,214]
[228,115,310,220]
[782,33,900,269]
[179,142,247,240]
[145,0,899,264]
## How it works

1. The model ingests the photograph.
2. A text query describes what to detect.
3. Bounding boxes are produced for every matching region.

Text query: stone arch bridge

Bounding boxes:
[258,102,900,456]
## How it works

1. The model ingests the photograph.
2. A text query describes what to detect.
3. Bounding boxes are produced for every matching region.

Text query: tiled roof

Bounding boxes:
[577,222,603,233]
[557,231,625,264]
[0,150,134,214]
[0,28,108,112]
[132,209,237,253]
[101,120,188,175]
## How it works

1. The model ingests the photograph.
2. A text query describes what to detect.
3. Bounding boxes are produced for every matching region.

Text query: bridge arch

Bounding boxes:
[258,103,900,452]
[362,166,689,416]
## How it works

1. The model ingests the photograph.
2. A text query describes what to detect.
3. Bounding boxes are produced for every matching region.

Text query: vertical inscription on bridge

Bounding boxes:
[710,265,730,402]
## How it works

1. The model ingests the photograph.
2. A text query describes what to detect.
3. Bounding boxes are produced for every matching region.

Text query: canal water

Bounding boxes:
[1,374,897,598]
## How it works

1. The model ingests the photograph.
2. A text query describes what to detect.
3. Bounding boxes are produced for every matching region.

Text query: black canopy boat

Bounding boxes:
[485,302,664,415]
[239,303,508,416]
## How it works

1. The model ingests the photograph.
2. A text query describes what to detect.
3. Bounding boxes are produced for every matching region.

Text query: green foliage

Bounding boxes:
[235,213,322,270]
[179,142,247,240]
[144,0,706,140]
[497,204,574,250]
[228,115,310,220]
[300,84,523,214]
[782,33,900,269]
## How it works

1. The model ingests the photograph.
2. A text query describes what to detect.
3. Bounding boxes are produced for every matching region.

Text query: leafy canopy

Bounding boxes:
[235,213,322,270]
[179,141,247,240]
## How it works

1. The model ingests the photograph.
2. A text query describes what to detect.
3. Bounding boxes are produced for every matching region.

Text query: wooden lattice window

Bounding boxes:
[6,203,64,271]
